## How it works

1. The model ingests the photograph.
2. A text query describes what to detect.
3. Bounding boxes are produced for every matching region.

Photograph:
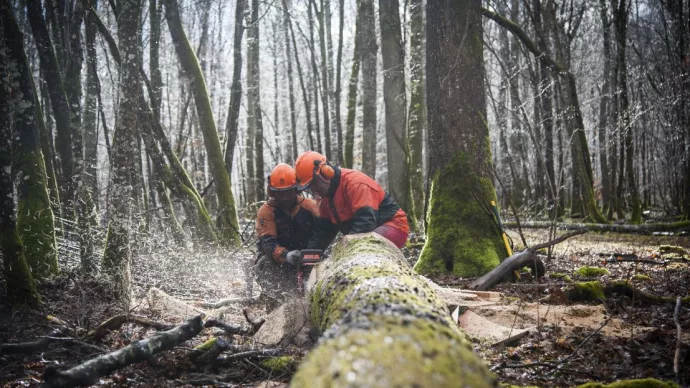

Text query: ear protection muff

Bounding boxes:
[313,159,335,181]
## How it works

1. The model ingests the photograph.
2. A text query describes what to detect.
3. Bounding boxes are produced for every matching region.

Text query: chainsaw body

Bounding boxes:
[297,249,324,293]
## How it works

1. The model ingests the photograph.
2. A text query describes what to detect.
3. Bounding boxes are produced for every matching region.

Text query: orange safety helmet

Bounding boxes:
[295,151,334,190]
[268,163,298,191]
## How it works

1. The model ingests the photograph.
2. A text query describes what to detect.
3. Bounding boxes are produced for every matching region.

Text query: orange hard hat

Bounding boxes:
[295,151,327,190]
[268,163,298,191]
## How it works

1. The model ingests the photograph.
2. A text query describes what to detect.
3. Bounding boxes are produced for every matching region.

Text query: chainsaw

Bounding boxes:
[297,249,324,293]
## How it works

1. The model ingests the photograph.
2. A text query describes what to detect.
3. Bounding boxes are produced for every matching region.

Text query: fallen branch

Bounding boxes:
[89,314,175,341]
[193,337,230,366]
[0,329,67,355]
[204,319,255,336]
[198,296,256,309]
[505,220,690,234]
[674,296,682,386]
[218,348,282,364]
[43,315,204,387]
[470,230,586,291]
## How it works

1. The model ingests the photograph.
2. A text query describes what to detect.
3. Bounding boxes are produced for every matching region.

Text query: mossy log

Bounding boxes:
[565,281,690,305]
[292,233,497,387]
[43,315,204,387]
[504,220,690,234]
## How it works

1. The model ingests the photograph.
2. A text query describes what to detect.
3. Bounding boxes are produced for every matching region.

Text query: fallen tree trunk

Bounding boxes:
[43,315,204,387]
[292,233,496,387]
[505,220,690,234]
[470,230,585,291]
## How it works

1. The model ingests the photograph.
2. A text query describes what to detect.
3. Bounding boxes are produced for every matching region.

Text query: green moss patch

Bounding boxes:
[261,356,296,372]
[566,281,605,302]
[632,274,650,282]
[574,266,610,278]
[549,272,573,282]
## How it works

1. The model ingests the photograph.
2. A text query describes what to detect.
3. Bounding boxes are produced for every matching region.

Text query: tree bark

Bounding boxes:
[26,0,75,211]
[407,0,426,229]
[313,0,332,161]
[598,0,613,218]
[287,4,315,151]
[250,0,265,201]
[84,0,100,205]
[244,0,257,205]
[333,0,345,164]
[164,0,241,245]
[414,0,507,278]
[224,0,245,177]
[150,0,163,120]
[281,0,298,161]
[359,0,377,178]
[379,0,413,227]
[292,234,496,387]
[2,4,58,280]
[0,5,40,307]
[102,0,142,306]
[343,0,362,169]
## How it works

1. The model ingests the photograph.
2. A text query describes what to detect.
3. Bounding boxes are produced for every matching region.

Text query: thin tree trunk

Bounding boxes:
[26,0,75,211]
[287,5,315,151]
[379,0,413,225]
[163,0,241,245]
[84,0,100,207]
[308,1,323,153]
[334,0,345,164]
[280,0,298,161]
[344,0,362,169]
[360,0,377,178]
[244,0,257,205]
[225,0,245,176]
[249,0,265,200]
[150,0,163,120]
[407,0,425,228]
[313,0,332,160]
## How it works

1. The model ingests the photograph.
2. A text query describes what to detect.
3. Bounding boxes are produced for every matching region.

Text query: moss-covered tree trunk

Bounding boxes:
[293,233,496,387]
[414,0,506,278]
[2,5,58,279]
[26,0,75,211]
[102,0,142,305]
[0,8,40,307]
[407,0,426,231]
[163,0,241,246]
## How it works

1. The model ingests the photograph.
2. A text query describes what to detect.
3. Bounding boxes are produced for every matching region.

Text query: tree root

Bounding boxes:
[43,315,204,387]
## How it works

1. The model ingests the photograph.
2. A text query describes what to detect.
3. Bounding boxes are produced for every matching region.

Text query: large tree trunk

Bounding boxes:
[3,5,58,280]
[359,0,377,178]
[414,0,506,278]
[292,234,496,387]
[26,0,75,212]
[164,0,241,245]
[225,0,245,176]
[343,0,362,169]
[103,0,142,306]
[0,6,40,307]
[379,0,413,227]
[613,0,641,223]
[407,0,426,230]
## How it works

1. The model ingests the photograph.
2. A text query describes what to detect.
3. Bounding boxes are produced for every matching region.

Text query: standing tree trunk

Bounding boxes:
[244,0,257,205]
[1,3,58,281]
[598,0,613,218]
[359,0,377,178]
[225,0,245,175]
[103,0,142,306]
[84,0,100,205]
[281,0,298,161]
[334,0,345,164]
[613,0,641,223]
[287,5,315,151]
[249,0,265,200]
[307,1,323,154]
[150,0,163,120]
[343,0,362,169]
[26,0,75,212]
[164,0,241,245]
[0,9,39,306]
[314,0,332,161]
[379,0,413,227]
[407,0,426,230]
[414,0,506,277]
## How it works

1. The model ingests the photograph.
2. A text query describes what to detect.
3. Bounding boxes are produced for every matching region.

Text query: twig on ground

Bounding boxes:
[218,348,282,363]
[89,314,175,341]
[204,319,254,336]
[529,229,587,250]
[674,296,682,386]
[0,329,68,355]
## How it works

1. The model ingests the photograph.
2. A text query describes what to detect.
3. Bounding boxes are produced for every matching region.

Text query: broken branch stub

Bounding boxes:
[292,233,497,387]
[43,315,204,387]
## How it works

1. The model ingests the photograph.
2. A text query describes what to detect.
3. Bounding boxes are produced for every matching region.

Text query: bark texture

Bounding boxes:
[344,0,362,169]
[415,0,506,277]
[225,0,245,175]
[164,0,241,245]
[292,234,496,387]
[359,0,377,178]
[407,0,426,230]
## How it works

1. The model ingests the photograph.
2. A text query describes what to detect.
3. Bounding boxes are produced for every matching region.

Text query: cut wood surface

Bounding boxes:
[291,233,497,387]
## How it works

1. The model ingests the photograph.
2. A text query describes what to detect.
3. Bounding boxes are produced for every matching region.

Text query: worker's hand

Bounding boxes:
[285,250,301,266]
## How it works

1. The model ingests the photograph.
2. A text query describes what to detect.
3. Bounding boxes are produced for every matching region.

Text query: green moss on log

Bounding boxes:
[414,153,506,277]
[566,281,605,302]
[194,337,218,351]
[576,378,679,388]
[574,266,610,278]
[632,274,650,281]
[16,150,57,279]
[294,233,497,387]
[261,356,295,372]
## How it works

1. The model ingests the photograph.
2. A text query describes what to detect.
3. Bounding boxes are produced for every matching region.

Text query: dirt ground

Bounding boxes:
[0,228,688,387]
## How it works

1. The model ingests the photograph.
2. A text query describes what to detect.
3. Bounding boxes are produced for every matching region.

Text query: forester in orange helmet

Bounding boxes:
[254,163,319,304]
[295,151,409,249]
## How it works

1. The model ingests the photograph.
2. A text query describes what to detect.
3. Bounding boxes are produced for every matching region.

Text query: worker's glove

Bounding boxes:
[285,250,301,266]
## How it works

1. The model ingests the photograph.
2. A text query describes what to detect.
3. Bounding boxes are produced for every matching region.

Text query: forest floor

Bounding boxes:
[0,228,688,387]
